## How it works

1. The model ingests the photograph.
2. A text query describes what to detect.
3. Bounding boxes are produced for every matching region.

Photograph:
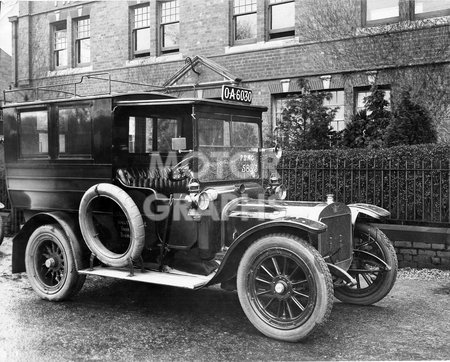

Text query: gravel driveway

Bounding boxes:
[1,236,449,361]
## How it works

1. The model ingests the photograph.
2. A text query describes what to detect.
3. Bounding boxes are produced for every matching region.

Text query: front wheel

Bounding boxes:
[237,234,333,342]
[25,224,85,301]
[334,223,397,305]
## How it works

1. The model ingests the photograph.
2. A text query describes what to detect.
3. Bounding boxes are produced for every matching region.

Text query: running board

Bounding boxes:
[79,266,216,290]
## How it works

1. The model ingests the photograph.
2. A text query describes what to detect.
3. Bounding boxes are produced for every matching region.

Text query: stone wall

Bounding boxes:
[377,224,450,270]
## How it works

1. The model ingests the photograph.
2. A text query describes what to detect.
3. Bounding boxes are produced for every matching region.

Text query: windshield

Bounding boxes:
[197,117,261,182]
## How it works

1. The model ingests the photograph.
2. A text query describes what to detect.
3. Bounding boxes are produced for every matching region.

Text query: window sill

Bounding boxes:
[225,37,299,54]
[47,65,93,77]
[126,53,183,66]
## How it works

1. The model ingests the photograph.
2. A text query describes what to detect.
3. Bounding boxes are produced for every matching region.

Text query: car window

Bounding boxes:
[19,110,49,157]
[198,118,230,146]
[129,117,153,153]
[232,122,259,147]
[157,118,178,152]
[58,105,92,156]
[128,116,179,153]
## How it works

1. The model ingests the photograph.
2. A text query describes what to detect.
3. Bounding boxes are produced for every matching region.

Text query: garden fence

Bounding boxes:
[276,155,450,226]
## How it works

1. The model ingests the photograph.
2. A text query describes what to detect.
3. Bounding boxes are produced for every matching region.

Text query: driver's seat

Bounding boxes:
[115,167,189,195]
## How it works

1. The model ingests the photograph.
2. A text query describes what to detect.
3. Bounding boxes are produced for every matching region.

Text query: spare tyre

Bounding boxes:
[79,183,145,267]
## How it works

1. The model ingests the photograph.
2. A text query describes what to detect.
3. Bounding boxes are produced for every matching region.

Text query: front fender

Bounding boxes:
[207,218,327,286]
[348,203,390,225]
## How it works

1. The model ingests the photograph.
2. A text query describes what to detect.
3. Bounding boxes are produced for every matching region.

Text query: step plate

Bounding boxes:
[79,266,216,290]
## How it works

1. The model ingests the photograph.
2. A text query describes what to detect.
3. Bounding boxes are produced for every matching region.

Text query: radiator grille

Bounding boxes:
[319,213,352,268]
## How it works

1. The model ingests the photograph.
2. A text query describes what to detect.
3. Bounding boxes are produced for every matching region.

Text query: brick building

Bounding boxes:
[7,0,450,142]
[0,48,12,104]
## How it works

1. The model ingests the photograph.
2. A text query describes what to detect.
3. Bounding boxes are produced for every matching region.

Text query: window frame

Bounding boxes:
[320,89,345,132]
[74,17,91,66]
[362,0,400,26]
[131,3,151,59]
[159,0,180,54]
[56,103,93,159]
[413,0,450,19]
[354,86,391,114]
[268,0,295,40]
[52,21,68,69]
[230,116,262,148]
[18,108,51,160]
[232,0,258,45]
[128,116,182,153]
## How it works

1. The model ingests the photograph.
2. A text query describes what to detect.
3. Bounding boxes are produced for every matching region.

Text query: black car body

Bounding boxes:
[2,89,397,341]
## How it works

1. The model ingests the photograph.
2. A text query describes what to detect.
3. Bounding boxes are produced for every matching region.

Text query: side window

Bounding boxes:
[128,117,179,153]
[58,105,92,157]
[198,118,230,146]
[19,110,49,158]
[129,117,153,153]
[157,118,178,152]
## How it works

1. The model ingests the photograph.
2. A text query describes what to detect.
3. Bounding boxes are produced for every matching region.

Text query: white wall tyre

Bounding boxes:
[79,183,145,268]
[334,223,398,305]
[236,234,333,342]
[25,224,86,301]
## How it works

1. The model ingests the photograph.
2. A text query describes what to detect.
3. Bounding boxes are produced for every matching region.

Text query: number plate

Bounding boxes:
[221,85,253,104]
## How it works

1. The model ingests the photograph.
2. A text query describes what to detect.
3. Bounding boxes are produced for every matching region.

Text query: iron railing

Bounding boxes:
[277,156,450,226]
[2,72,166,104]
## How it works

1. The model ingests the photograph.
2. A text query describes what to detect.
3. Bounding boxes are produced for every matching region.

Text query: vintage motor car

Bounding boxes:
[1,83,397,342]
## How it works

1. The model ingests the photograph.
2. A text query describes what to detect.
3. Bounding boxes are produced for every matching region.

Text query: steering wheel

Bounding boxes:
[168,155,194,181]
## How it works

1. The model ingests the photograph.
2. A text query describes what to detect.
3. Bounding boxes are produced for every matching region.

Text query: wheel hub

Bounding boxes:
[274,280,288,295]
[45,257,56,268]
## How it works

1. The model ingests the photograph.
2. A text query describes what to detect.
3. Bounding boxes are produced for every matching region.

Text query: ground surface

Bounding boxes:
[1,236,449,361]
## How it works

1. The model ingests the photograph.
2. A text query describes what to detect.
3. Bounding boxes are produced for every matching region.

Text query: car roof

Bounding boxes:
[1,91,268,112]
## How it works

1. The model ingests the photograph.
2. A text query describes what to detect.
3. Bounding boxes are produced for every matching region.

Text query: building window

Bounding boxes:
[75,17,90,65]
[273,91,344,131]
[322,90,345,132]
[364,0,399,25]
[272,94,301,126]
[58,106,92,157]
[268,0,295,39]
[132,3,151,58]
[19,110,49,157]
[233,0,257,44]
[414,0,450,18]
[53,22,67,68]
[160,0,179,53]
[355,88,391,114]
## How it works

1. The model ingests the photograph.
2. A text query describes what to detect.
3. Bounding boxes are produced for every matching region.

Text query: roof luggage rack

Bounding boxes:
[2,72,167,104]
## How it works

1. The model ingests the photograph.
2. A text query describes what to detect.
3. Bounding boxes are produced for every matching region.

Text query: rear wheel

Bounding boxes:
[236,234,333,342]
[334,223,397,305]
[25,224,85,301]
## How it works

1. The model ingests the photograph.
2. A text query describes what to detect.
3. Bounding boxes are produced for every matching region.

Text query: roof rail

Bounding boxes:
[2,72,167,104]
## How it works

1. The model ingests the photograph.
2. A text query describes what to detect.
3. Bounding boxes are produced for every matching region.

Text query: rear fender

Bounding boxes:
[12,212,86,273]
[348,203,390,225]
[206,218,327,286]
